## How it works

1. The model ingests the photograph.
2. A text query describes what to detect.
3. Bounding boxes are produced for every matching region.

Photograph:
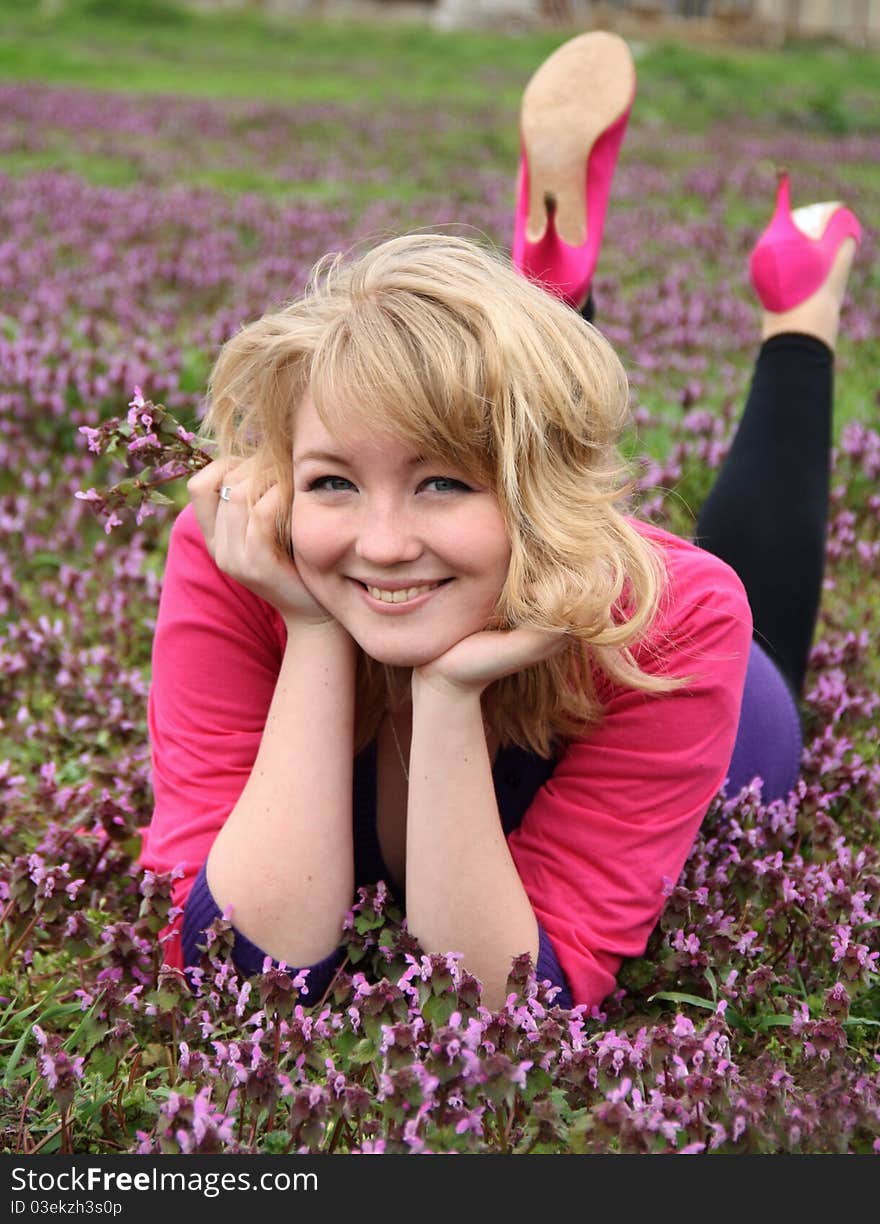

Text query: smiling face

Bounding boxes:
[290,390,512,670]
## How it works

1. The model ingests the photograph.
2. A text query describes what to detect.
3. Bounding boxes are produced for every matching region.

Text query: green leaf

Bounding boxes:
[421,992,456,1027]
[88,1049,119,1080]
[3,1028,34,1087]
[348,1036,379,1066]
[521,1065,553,1103]
[65,1000,108,1054]
[39,1002,90,1026]
[648,991,716,1011]
[756,1014,795,1029]
[120,835,142,860]
[35,1131,63,1155]
[260,1129,292,1154]
[332,1028,359,1059]
[353,910,384,935]
[1,978,68,1055]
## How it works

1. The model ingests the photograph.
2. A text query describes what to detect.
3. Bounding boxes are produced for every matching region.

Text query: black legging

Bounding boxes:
[583,297,833,706]
[694,335,833,703]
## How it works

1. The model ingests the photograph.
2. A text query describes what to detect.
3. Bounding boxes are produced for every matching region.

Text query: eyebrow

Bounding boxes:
[293,449,428,468]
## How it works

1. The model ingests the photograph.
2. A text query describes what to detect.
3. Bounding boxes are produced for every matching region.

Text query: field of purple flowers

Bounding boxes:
[2,38,880,1154]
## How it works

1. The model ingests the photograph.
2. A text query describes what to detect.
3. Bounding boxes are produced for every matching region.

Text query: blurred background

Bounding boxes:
[98,1,880,46]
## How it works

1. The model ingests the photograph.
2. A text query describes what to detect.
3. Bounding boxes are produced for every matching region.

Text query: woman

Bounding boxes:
[140,33,861,1011]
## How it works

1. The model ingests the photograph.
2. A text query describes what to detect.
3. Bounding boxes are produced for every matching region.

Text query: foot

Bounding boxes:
[512,31,636,310]
[761,224,857,352]
[750,175,862,351]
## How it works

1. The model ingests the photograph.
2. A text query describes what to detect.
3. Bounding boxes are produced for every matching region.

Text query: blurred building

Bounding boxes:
[189,0,880,46]
[437,0,879,43]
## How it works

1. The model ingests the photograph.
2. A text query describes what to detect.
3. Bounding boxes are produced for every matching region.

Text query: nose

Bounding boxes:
[354,501,423,567]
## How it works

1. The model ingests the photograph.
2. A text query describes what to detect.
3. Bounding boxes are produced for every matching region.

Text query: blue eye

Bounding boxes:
[307,476,354,492]
[306,475,470,493]
[423,477,470,493]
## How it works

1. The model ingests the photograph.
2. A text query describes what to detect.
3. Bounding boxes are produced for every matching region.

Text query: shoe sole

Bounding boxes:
[521,31,636,246]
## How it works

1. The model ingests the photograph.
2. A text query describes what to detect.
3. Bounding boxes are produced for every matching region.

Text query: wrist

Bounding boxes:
[282,615,354,649]
[411,668,484,711]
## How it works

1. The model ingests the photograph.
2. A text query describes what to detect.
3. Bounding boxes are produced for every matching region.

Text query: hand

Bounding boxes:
[187,457,336,627]
[413,622,569,700]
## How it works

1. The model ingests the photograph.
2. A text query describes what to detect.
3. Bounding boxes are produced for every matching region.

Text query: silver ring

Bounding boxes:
[219,485,232,502]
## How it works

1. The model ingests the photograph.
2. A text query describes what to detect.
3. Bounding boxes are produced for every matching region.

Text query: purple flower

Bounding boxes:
[32,1025,84,1111]
[78,426,103,453]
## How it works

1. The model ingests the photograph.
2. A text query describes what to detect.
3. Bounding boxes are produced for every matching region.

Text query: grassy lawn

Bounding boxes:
[2,0,880,129]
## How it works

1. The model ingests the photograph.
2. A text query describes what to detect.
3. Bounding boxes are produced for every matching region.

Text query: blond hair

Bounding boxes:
[201,232,684,757]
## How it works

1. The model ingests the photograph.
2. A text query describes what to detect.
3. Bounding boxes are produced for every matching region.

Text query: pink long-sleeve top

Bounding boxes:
[140,502,753,1008]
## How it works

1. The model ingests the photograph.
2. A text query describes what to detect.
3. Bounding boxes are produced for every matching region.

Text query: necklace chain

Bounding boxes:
[388,708,498,784]
[388,710,409,783]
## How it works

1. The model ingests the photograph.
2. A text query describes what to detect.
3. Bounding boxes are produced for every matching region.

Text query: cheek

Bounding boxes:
[289,503,335,568]
[485,531,513,608]
[472,518,512,583]
[467,528,511,617]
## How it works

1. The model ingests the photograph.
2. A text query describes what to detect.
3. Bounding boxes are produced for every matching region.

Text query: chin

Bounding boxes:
[353,638,445,669]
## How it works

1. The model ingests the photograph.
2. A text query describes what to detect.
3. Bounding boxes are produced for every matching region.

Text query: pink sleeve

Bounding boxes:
[139,503,287,968]
[507,527,753,1009]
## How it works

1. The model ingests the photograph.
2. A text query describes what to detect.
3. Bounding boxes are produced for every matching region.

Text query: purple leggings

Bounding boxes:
[725,638,802,801]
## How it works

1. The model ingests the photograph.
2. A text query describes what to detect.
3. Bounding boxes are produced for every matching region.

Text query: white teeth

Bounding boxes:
[366,582,442,604]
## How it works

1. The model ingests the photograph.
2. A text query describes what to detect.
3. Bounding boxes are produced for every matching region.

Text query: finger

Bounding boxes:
[186,456,228,495]
[188,456,260,554]
[518,627,570,663]
[187,458,235,551]
[187,455,257,499]
[486,626,568,678]
[250,481,293,556]
[211,477,255,572]
[218,454,262,490]
[187,457,253,560]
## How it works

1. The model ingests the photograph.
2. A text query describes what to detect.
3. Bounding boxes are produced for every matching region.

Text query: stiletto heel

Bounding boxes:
[512,31,636,309]
[749,171,862,313]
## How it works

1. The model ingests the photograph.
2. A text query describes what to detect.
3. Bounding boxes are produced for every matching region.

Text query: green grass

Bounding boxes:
[0,0,560,108]
[0,147,143,187]
[635,39,880,134]
[1,0,879,133]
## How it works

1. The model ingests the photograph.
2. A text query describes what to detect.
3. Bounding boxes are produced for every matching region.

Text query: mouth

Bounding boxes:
[351,577,454,609]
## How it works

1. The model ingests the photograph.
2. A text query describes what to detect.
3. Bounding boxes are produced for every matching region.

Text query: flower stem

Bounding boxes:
[2,910,43,970]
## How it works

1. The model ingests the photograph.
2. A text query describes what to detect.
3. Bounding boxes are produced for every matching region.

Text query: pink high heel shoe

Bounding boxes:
[512,31,636,310]
[749,171,862,312]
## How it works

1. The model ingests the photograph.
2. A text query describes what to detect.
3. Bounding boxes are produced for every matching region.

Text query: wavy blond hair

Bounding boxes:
[200,232,684,757]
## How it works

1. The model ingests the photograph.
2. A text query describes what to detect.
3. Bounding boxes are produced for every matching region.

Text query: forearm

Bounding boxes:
[405,680,539,1010]
[205,620,357,966]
